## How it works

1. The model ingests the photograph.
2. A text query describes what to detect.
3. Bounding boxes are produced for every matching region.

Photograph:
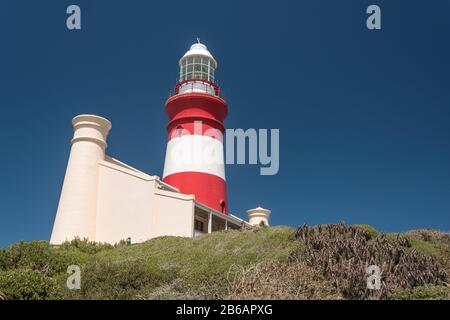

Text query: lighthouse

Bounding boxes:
[162,41,229,214]
[50,41,270,245]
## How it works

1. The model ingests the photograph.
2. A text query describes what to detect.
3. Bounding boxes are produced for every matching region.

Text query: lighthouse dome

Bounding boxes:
[180,42,217,68]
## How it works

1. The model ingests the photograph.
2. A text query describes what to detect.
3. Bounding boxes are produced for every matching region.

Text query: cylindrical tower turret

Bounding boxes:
[163,42,228,214]
[247,207,271,227]
[50,115,112,244]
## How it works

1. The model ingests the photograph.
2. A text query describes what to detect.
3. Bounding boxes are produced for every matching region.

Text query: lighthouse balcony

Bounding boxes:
[170,80,225,101]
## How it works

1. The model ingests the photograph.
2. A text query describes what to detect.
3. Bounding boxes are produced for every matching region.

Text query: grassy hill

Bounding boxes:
[0,224,449,300]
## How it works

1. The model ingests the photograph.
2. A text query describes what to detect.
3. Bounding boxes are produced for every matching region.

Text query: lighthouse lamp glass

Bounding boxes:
[180,55,215,83]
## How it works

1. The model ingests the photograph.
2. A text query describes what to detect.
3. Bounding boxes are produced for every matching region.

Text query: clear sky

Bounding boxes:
[1,0,449,247]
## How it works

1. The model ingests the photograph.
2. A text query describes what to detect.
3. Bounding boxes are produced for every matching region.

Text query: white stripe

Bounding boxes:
[163,135,226,180]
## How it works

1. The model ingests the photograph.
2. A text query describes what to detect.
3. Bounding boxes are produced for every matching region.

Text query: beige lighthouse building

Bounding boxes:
[50,43,270,245]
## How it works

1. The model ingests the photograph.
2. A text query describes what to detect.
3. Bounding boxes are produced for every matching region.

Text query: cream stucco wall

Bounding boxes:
[95,159,195,244]
[151,189,195,239]
[95,160,157,244]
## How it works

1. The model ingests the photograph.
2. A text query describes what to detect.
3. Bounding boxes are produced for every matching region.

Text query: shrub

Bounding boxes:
[0,241,78,276]
[92,227,300,299]
[354,224,380,239]
[404,230,450,274]
[0,269,60,300]
[71,259,176,300]
[226,260,342,300]
[59,237,114,255]
[406,229,450,246]
[136,278,203,300]
[292,222,449,299]
[2,225,447,300]
[392,285,450,300]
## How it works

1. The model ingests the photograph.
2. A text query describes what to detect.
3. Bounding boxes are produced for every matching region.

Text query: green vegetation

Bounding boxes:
[392,285,450,300]
[0,225,448,300]
[0,269,60,300]
[353,224,380,239]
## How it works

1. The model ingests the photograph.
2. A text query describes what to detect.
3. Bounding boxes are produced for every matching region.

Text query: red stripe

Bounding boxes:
[164,171,228,214]
[167,120,224,142]
[165,93,227,122]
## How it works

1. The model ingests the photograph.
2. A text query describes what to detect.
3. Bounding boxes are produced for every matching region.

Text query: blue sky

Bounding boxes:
[0,0,449,247]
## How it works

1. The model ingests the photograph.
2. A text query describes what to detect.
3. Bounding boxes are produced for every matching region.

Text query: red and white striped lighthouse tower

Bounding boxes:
[163,41,228,214]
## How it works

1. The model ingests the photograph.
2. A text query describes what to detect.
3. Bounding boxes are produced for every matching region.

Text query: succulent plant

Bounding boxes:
[292,222,449,299]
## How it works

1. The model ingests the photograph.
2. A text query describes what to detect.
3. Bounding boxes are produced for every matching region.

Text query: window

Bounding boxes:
[180,55,215,83]
[176,125,184,137]
[194,220,204,232]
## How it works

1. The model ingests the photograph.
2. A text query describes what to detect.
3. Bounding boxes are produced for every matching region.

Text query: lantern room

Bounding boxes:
[177,42,219,95]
